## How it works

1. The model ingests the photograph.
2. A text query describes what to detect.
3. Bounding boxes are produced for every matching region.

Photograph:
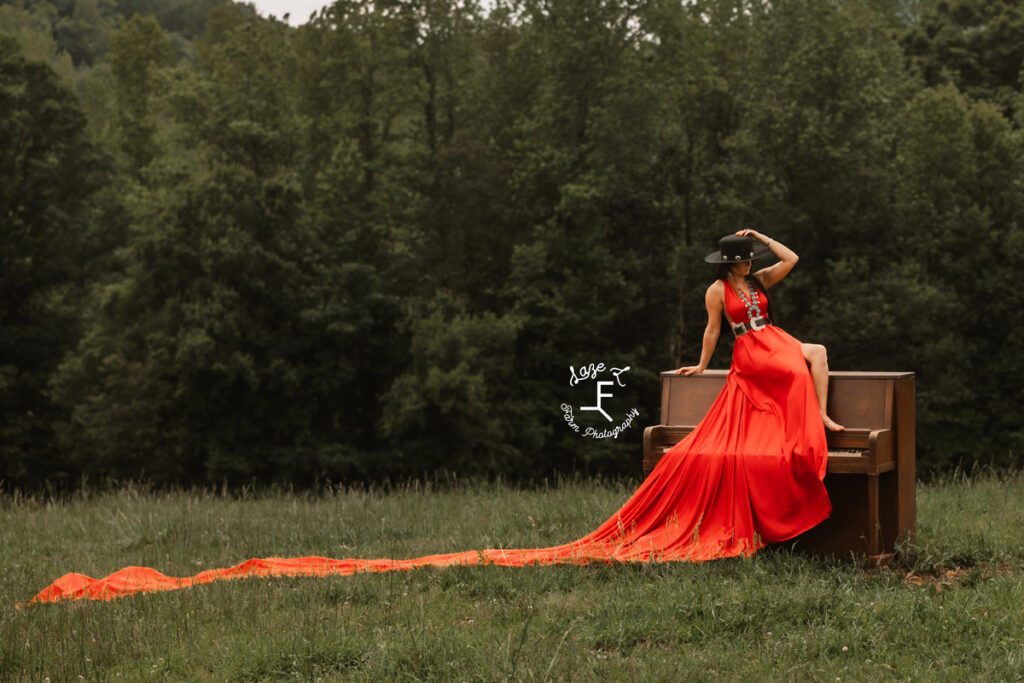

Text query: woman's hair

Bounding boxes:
[715,263,776,324]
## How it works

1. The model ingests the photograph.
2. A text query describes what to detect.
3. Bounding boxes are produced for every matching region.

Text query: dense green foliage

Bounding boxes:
[2,0,1024,487]
[4,473,1024,678]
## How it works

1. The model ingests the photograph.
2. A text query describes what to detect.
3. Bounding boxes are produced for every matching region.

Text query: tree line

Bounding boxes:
[3,0,1024,489]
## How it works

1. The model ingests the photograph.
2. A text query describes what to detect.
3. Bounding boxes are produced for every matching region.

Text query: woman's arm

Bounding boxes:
[737,228,798,288]
[674,283,724,376]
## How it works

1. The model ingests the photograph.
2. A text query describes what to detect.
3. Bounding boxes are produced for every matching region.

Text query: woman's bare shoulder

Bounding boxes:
[704,280,725,305]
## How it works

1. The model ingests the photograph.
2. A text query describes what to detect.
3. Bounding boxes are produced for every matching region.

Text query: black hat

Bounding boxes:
[703,234,771,264]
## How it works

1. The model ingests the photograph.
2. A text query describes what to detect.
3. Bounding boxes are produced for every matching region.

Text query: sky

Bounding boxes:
[248,0,331,26]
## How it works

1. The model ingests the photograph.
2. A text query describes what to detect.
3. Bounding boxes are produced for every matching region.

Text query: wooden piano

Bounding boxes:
[642,371,915,558]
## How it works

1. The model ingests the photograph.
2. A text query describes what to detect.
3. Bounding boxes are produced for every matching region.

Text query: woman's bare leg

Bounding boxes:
[801,343,844,431]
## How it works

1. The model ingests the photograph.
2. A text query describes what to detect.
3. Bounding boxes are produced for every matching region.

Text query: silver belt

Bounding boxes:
[732,316,770,337]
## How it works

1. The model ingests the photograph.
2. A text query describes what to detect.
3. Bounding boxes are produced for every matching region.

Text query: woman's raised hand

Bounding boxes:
[674,365,705,376]
[735,228,769,243]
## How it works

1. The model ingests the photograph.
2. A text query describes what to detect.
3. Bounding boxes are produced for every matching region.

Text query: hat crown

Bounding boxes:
[718,234,755,261]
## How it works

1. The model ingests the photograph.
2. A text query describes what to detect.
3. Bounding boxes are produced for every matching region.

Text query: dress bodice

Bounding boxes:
[722,278,768,326]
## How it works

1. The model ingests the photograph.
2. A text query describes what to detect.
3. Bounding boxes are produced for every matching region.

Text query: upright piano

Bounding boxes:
[642,371,916,558]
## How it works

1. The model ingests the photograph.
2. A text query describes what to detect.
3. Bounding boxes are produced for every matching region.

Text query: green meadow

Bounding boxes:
[3,471,1024,681]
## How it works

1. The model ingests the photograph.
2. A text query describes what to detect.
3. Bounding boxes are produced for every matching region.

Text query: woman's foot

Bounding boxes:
[822,413,845,431]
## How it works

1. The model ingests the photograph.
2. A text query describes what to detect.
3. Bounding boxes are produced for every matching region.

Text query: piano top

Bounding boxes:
[659,370,915,380]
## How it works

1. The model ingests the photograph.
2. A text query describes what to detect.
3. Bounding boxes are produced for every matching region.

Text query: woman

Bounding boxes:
[30,231,837,603]
[679,228,845,432]
[527,228,837,560]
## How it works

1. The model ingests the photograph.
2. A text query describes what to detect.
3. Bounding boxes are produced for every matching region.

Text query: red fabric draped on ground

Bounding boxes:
[27,283,831,605]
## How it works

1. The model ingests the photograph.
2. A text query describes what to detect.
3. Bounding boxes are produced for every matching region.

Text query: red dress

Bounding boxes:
[28,280,832,604]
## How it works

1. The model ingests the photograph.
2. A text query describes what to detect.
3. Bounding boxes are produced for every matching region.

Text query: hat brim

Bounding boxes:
[703,242,772,264]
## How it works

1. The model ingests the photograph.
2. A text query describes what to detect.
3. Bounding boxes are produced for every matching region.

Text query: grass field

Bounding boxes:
[3,470,1024,681]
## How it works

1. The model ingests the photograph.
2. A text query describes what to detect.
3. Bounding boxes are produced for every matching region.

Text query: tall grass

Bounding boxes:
[3,471,1024,680]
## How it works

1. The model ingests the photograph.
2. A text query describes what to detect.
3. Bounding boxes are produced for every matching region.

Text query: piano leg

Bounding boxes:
[866,473,880,556]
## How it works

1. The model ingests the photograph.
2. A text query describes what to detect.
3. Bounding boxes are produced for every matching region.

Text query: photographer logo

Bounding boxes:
[560,362,639,439]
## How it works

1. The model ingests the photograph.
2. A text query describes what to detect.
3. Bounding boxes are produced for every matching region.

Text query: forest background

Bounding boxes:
[3,0,1023,489]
